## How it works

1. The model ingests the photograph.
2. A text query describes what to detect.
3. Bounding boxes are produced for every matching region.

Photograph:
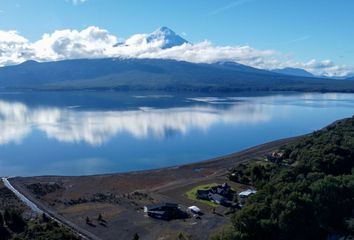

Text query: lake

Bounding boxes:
[0,91,353,176]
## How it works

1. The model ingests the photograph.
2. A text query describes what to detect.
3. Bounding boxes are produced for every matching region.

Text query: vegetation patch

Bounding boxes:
[26,183,63,198]
[0,183,78,240]
[1,213,79,240]
[63,191,154,207]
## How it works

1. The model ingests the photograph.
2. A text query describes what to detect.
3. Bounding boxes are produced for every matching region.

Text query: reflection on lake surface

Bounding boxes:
[0,100,270,145]
[0,92,354,176]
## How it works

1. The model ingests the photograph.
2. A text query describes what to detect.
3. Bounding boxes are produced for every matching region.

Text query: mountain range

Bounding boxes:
[1,57,354,92]
[1,27,354,93]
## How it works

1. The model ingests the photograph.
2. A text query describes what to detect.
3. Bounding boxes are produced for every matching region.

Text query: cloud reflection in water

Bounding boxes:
[0,100,271,146]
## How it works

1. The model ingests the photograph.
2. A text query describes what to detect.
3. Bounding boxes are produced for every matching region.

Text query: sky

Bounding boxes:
[0,0,354,77]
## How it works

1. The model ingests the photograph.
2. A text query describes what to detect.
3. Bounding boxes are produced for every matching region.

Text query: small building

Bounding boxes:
[267,151,285,163]
[238,189,257,198]
[144,203,187,220]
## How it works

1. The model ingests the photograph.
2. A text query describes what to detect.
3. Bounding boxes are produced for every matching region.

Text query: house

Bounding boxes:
[144,203,187,220]
[267,151,284,163]
[195,183,235,206]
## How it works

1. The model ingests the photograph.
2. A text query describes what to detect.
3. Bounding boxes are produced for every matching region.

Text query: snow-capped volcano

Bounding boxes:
[146,26,189,49]
[114,27,189,49]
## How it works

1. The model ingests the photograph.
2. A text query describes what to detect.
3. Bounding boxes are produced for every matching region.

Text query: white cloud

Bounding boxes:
[0,30,34,66]
[31,26,117,60]
[270,59,354,77]
[0,26,353,77]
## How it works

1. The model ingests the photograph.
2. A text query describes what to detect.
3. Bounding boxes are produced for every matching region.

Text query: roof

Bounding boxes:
[239,189,257,197]
[197,189,209,195]
[197,190,210,196]
[209,193,226,202]
[144,203,178,211]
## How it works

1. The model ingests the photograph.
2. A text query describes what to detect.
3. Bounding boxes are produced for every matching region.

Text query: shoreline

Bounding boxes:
[10,133,306,196]
[10,134,305,179]
[8,134,305,240]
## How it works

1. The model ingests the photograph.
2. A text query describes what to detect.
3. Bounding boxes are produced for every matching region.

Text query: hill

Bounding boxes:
[2,58,354,92]
[224,116,354,240]
[272,67,315,78]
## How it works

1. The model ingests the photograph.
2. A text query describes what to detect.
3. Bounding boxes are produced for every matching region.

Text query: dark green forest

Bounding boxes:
[0,210,79,240]
[219,116,354,240]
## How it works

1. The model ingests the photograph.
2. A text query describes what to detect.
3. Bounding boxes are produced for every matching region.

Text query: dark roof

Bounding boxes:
[145,203,178,211]
[209,193,226,202]
[197,190,209,195]
[147,210,172,220]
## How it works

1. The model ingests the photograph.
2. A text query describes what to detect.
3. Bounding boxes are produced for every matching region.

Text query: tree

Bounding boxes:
[42,213,50,222]
[85,217,90,225]
[132,233,140,240]
[6,209,26,233]
[178,232,187,240]
[0,212,3,227]
[3,209,10,225]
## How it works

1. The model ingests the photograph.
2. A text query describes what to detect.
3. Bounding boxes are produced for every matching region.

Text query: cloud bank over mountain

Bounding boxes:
[0,26,353,77]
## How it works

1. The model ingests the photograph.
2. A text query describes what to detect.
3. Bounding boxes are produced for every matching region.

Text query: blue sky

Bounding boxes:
[0,0,353,76]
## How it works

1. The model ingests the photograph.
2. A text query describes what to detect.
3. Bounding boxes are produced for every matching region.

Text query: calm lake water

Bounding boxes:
[0,91,353,176]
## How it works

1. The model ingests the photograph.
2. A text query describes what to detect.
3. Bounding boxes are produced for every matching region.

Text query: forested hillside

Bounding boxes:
[221,117,354,240]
